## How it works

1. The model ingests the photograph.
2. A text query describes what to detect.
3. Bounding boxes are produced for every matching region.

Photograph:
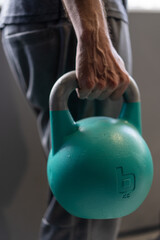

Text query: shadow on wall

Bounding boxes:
[0,42,28,239]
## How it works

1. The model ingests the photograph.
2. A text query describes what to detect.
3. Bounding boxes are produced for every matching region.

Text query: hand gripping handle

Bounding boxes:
[49,71,142,154]
[49,71,140,111]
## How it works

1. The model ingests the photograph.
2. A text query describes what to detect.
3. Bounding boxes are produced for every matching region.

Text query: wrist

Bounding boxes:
[77,27,110,47]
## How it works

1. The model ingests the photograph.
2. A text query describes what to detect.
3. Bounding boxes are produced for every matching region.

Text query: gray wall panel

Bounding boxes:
[120,13,160,233]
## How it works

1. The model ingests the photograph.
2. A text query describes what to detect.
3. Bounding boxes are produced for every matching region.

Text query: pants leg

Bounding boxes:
[2,15,132,240]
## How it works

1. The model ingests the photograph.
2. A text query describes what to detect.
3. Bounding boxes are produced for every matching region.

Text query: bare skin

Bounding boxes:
[62,0,130,100]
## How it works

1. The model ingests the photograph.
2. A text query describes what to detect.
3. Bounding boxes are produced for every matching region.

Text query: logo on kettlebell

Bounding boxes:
[116,167,135,199]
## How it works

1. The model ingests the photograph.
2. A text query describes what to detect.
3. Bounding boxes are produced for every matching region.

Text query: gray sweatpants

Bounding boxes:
[2,15,132,240]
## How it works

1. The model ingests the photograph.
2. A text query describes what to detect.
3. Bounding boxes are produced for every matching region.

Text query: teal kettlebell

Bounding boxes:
[47,71,153,219]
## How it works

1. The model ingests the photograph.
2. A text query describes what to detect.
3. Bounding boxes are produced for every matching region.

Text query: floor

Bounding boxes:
[118,230,160,240]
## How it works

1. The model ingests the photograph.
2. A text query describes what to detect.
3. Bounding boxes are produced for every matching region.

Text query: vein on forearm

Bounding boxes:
[62,0,109,39]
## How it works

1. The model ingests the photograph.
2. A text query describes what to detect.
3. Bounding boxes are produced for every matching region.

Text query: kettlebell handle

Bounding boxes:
[49,71,140,111]
[49,71,142,154]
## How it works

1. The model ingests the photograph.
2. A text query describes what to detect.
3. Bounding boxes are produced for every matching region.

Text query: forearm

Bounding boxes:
[62,0,110,42]
[62,0,130,100]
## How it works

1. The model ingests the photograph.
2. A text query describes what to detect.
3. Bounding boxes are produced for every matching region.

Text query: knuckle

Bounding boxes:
[119,73,130,86]
[78,78,95,91]
[85,79,96,90]
[109,78,119,89]
[97,80,106,90]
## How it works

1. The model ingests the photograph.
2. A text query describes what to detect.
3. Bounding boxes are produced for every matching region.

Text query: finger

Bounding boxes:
[106,69,119,89]
[76,87,92,99]
[76,70,95,99]
[110,83,128,101]
[97,88,114,100]
[87,78,108,100]
[97,75,119,100]
[87,88,102,100]
[110,74,130,100]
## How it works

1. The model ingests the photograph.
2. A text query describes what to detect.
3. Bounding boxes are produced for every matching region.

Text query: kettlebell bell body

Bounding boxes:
[47,71,153,219]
